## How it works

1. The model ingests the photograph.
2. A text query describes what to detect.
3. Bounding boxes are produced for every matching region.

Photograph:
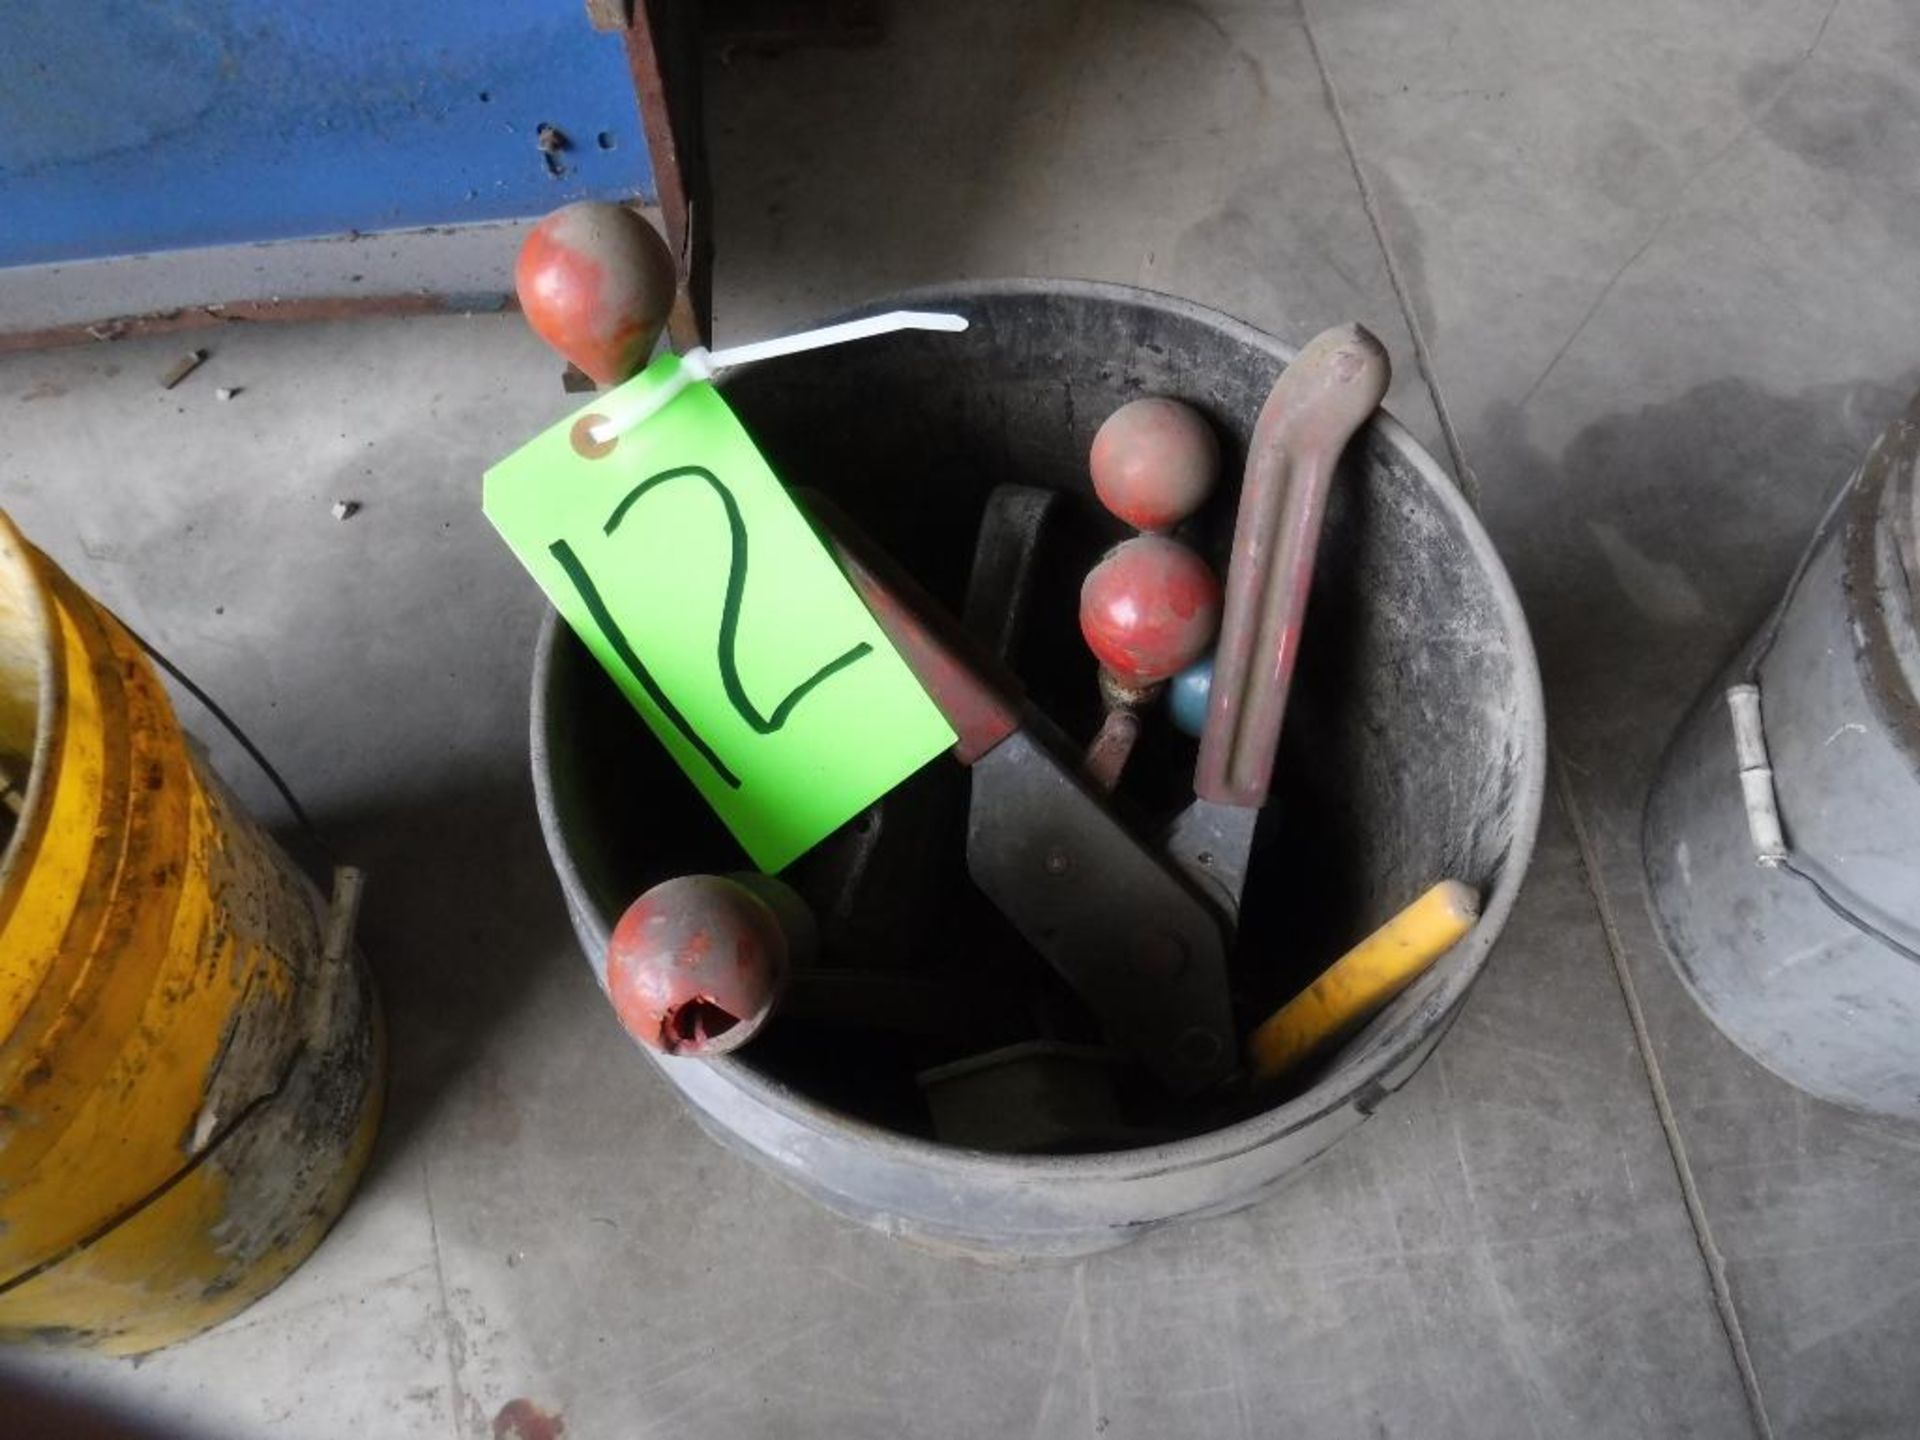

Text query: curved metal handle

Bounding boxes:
[1194,324,1390,807]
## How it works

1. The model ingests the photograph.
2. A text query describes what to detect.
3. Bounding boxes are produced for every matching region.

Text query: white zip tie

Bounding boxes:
[586,309,969,446]
[584,348,713,445]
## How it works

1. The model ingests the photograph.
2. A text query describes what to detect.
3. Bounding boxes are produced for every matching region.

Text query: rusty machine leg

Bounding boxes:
[611,0,714,347]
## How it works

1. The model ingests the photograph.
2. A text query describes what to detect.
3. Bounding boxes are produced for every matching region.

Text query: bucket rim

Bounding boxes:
[0,512,64,916]
[531,277,1548,1181]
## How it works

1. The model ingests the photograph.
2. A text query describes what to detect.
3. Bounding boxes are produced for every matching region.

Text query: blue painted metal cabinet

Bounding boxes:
[0,1,654,267]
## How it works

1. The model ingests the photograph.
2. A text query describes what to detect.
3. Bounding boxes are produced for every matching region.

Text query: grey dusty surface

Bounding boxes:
[4,1,1919,1436]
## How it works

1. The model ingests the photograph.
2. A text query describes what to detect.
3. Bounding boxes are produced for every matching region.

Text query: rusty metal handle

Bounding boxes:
[1194,324,1390,807]
[798,491,1022,764]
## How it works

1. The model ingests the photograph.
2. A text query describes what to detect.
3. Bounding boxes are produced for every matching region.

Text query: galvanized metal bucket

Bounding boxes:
[1646,391,1920,1119]
[531,282,1546,1257]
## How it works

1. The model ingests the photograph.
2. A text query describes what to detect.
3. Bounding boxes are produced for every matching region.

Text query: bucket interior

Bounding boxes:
[539,286,1534,1152]
[0,519,51,873]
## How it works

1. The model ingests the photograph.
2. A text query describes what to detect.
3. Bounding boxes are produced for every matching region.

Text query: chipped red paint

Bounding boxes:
[494,1398,566,1440]
[1082,706,1141,791]
[1078,535,1221,687]
[1195,324,1389,807]
[604,876,789,1056]
[812,504,1020,764]
[1089,397,1220,532]
[514,202,675,386]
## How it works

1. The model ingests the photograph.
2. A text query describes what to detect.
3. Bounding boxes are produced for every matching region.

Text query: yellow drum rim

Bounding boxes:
[0,512,66,1035]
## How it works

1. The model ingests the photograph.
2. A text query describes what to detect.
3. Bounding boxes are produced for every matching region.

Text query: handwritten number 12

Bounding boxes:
[550,465,873,790]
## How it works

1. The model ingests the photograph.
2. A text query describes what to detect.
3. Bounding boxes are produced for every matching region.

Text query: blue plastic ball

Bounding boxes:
[1168,654,1213,738]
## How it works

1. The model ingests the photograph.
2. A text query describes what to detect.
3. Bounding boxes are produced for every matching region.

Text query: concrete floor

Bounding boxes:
[5,1,1920,1435]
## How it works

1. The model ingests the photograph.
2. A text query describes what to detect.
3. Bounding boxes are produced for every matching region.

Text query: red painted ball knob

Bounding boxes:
[516,201,677,386]
[1079,535,1223,688]
[605,875,794,1056]
[1089,398,1220,532]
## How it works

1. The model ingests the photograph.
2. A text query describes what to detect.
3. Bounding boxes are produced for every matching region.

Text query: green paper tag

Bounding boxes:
[484,354,957,871]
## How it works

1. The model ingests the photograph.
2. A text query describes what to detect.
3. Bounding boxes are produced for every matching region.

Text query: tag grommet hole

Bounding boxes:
[571,414,617,459]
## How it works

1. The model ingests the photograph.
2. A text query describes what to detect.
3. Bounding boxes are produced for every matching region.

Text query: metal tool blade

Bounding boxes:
[967,731,1235,1093]
[1160,799,1258,918]
[802,490,1237,1093]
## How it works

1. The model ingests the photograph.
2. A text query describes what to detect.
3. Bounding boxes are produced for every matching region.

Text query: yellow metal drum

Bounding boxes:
[0,514,384,1355]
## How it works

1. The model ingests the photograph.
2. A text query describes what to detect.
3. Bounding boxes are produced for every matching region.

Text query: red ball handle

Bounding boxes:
[515,201,676,386]
[1078,535,1222,690]
[1089,398,1219,532]
[604,875,795,1056]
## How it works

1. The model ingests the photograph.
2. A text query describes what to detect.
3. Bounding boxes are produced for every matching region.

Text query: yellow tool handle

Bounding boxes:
[1249,880,1479,1084]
